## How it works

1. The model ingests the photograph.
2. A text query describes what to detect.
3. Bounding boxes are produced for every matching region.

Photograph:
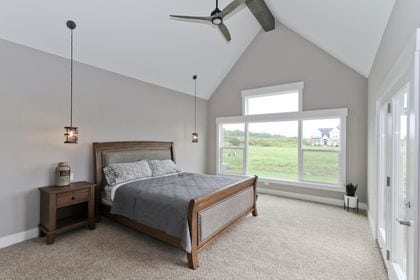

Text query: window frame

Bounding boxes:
[216,108,347,192]
[241,81,304,115]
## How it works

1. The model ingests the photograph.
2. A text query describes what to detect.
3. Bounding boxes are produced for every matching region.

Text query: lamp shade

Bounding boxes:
[64,126,79,144]
[192,132,198,143]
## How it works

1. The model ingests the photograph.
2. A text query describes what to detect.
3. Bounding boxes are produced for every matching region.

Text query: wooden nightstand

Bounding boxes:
[39,181,96,244]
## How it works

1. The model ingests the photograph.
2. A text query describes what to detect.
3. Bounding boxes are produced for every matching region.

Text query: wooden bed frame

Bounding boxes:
[93,141,258,269]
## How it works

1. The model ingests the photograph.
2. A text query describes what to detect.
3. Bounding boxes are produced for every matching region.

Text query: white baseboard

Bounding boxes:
[258,187,367,210]
[0,228,38,249]
[367,210,376,239]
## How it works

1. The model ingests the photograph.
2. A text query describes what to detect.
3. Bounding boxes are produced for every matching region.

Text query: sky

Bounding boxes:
[247,92,299,115]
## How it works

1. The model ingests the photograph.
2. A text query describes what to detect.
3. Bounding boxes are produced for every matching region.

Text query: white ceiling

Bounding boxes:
[265,0,395,77]
[0,0,261,99]
[0,0,394,99]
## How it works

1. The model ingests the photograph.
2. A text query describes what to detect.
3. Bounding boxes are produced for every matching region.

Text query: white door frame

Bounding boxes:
[374,28,420,280]
[413,29,420,280]
[377,99,393,264]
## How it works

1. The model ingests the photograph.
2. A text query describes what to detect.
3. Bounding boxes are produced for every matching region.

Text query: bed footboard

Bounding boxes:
[187,176,258,269]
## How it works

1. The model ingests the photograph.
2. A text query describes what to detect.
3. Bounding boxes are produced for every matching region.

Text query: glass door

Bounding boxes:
[391,87,412,280]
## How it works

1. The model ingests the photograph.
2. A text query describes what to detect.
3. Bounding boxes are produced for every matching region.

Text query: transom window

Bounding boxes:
[242,82,303,115]
[218,82,347,191]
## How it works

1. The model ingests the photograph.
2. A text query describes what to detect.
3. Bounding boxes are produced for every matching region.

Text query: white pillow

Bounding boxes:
[103,160,152,186]
[148,160,181,177]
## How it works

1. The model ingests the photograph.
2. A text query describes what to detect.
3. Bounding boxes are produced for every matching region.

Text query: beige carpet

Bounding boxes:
[0,195,387,280]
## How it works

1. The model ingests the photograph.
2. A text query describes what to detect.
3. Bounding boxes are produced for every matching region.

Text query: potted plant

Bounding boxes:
[344,183,358,208]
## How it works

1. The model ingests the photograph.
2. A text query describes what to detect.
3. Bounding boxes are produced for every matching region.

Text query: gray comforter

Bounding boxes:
[110,172,241,252]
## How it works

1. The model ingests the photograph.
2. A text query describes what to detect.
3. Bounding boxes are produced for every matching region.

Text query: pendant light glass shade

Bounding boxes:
[192,132,198,143]
[192,75,198,143]
[64,20,79,144]
[64,126,79,143]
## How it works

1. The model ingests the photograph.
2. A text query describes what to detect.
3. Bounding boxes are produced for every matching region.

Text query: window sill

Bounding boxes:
[217,173,345,193]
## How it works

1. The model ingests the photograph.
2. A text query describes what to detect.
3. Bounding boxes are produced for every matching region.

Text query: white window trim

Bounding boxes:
[241,81,304,115]
[216,108,347,192]
[216,108,347,124]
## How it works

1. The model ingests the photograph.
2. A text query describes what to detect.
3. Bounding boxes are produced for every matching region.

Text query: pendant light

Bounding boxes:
[64,20,79,144]
[192,75,198,143]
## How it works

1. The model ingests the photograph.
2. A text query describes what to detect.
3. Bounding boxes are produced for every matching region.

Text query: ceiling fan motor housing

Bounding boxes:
[211,8,222,25]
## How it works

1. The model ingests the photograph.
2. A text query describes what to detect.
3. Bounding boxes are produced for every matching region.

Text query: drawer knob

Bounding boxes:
[72,197,75,200]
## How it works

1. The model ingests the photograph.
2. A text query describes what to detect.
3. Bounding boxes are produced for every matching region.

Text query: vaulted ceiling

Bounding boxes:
[265,0,395,77]
[0,0,394,99]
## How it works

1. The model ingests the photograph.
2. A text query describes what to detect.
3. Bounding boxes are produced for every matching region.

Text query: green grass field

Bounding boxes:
[222,146,339,184]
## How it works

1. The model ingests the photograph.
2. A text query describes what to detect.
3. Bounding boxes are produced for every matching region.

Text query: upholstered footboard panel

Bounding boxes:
[197,186,254,244]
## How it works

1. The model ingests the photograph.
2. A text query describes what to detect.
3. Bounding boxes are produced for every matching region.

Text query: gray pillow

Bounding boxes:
[103,160,152,186]
[148,160,180,177]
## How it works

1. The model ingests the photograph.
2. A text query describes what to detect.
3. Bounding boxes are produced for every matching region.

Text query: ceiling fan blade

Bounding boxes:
[245,0,275,31]
[221,0,246,17]
[170,15,212,22]
[218,22,231,41]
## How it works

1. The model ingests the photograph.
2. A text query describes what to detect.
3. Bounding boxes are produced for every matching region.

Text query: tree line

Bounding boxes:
[223,129,304,148]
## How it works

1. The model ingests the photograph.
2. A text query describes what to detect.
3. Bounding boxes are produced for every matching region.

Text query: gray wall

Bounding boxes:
[367,0,420,222]
[0,38,208,238]
[207,25,368,202]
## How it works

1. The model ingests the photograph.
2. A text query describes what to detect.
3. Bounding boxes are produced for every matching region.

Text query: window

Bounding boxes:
[302,119,341,184]
[242,82,303,115]
[218,82,346,190]
[248,121,298,180]
[220,123,245,174]
[217,107,347,191]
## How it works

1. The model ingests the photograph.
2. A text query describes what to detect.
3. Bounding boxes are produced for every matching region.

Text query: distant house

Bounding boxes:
[311,127,340,147]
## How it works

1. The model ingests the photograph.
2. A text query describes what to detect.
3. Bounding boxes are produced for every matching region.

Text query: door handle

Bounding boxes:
[396,218,413,226]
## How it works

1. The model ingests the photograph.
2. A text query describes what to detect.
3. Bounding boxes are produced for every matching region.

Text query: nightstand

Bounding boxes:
[39,181,96,244]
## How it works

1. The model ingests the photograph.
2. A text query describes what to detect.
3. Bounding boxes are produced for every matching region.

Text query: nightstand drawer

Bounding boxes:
[57,189,89,207]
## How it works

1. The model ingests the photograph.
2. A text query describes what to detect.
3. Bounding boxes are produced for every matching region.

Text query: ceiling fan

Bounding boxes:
[170,0,246,41]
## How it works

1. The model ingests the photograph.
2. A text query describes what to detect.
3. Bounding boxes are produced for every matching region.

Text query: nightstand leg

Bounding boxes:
[46,233,55,245]
[88,223,96,230]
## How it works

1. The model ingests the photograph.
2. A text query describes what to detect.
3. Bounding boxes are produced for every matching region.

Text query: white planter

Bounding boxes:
[344,195,358,208]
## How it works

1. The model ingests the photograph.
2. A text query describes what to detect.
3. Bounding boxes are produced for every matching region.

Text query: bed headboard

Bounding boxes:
[92,141,175,215]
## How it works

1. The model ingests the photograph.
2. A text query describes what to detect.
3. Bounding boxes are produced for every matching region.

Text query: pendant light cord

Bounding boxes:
[70,28,73,128]
[194,77,197,133]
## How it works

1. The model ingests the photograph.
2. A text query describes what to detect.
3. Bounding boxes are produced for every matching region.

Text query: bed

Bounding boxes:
[93,141,258,269]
